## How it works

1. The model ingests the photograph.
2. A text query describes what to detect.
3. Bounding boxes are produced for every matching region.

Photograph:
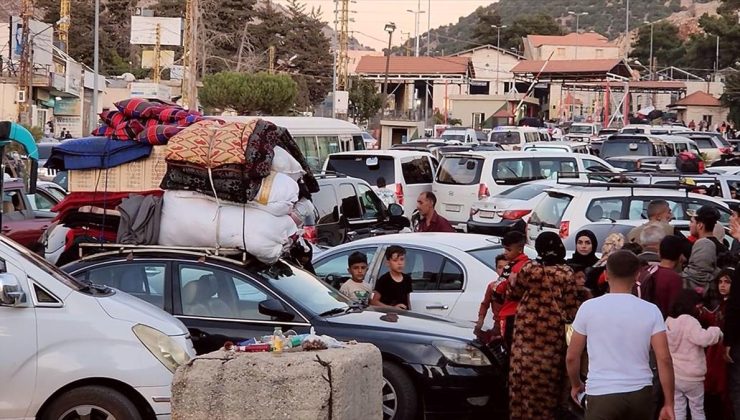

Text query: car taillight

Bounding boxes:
[559,221,570,239]
[303,225,317,244]
[502,210,531,220]
[478,183,490,200]
[395,183,404,205]
[698,160,705,173]
[720,147,732,155]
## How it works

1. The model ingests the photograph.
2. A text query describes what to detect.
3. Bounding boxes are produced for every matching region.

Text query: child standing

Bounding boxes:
[666,289,724,420]
[339,252,373,305]
[371,246,412,310]
[474,254,508,341]
[493,231,530,349]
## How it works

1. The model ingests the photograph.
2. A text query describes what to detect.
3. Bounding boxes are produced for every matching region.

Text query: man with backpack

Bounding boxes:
[682,206,726,293]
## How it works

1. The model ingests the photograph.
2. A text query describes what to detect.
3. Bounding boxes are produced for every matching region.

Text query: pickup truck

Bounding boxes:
[2,180,52,252]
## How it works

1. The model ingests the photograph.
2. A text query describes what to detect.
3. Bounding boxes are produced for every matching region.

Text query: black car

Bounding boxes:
[312,173,409,246]
[63,249,507,420]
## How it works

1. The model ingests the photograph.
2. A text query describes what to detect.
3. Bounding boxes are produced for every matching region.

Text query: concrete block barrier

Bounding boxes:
[172,343,382,420]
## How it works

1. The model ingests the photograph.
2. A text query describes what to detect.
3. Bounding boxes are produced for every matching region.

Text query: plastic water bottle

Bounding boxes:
[272,327,284,353]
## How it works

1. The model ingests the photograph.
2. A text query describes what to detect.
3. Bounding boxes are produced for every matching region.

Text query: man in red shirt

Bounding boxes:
[415,192,455,233]
[493,231,530,349]
[639,235,685,319]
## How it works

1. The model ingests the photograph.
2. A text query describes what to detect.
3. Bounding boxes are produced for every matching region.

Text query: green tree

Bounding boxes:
[630,22,684,72]
[680,8,740,74]
[722,70,740,127]
[502,14,563,52]
[348,77,383,125]
[199,72,298,115]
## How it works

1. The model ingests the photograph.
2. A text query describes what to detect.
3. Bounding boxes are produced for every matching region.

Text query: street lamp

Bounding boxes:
[643,20,655,80]
[491,24,507,95]
[568,11,588,60]
[406,4,425,57]
[382,22,396,110]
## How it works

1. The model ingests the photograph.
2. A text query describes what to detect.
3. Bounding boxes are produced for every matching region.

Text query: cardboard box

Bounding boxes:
[68,146,167,192]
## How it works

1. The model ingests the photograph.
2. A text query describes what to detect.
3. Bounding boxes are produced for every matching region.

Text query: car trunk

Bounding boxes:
[526,192,574,243]
[434,156,485,226]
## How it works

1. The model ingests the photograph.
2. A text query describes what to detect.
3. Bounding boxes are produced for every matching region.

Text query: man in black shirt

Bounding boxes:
[371,245,412,310]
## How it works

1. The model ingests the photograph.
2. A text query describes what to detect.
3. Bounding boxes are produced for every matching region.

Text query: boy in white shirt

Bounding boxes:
[339,252,373,305]
[566,250,676,420]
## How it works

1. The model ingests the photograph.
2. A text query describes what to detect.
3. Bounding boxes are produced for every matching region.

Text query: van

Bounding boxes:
[324,150,436,219]
[655,135,702,157]
[440,128,479,144]
[0,236,195,419]
[487,126,541,151]
[218,116,367,173]
[599,135,671,159]
[619,124,692,135]
[522,141,593,154]
[565,122,603,142]
[433,151,619,228]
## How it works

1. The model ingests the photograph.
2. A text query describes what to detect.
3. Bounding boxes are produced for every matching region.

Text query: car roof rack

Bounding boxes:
[314,170,348,179]
[554,171,710,195]
[77,243,256,265]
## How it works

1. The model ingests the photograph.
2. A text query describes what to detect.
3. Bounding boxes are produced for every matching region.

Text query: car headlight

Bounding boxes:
[133,324,191,373]
[433,340,491,366]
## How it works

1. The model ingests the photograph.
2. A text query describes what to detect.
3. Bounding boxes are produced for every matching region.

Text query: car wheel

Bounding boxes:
[41,385,142,420]
[382,362,417,420]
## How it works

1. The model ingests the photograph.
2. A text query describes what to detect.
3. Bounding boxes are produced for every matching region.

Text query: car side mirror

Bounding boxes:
[387,203,404,217]
[0,273,26,306]
[258,298,294,321]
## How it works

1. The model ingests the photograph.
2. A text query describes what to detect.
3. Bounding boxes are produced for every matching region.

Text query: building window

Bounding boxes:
[472,113,485,130]
[469,80,489,95]
[557,48,566,57]
[595,49,604,58]
[703,115,713,126]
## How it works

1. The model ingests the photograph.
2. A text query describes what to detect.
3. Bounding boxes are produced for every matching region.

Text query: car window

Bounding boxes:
[436,156,483,185]
[401,157,433,185]
[686,200,731,224]
[34,191,57,211]
[378,248,449,291]
[489,131,522,145]
[353,135,366,151]
[583,159,612,173]
[439,259,464,291]
[356,183,382,220]
[601,141,653,158]
[313,184,338,224]
[727,181,740,199]
[467,246,503,270]
[83,262,166,308]
[319,136,341,155]
[294,136,320,173]
[694,138,715,149]
[178,264,272,320]
[529,193,572,228]
[627,198,684,220]
[494,160,535,183]
[338,183,362,220]
[325,155,396,186]
[314,247,378,288]
[524,132,539,143]
[538,159,577,179]
[587,198,624,221]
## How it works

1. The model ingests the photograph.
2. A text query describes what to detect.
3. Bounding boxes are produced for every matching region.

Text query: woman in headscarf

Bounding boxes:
[567,229,599,268]
[507,231,582,420]
[587,232,626,296]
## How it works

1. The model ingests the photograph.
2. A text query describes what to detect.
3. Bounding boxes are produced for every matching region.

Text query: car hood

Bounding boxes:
[97,290,189,336]
[324,307,475,341]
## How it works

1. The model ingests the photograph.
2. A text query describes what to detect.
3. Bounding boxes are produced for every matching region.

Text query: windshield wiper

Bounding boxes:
[319,307,349,317]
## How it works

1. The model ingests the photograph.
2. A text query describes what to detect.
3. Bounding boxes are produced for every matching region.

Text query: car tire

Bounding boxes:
[41,385,142,420]
[382,361,417,420]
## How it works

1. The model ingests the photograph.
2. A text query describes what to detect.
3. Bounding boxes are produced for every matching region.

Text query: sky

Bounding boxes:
[275,0,495,51]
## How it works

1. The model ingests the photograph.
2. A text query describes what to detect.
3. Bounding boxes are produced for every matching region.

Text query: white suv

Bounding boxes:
[526,184,732,243]
[433,151,619,229]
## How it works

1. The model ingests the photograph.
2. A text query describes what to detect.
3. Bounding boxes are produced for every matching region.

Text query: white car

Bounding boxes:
[433,151,619,229]
[526,183,732,243]
[468,180,558,236]
[487,126,541,151]
[440,128,479,144]
[708,166,740,176]
[619,124,691,135]
[678,132,733,164]
[522,141,593,154]
[312,232,537,324]
[324,150,437,219]
[565,122,603,143]
[0,235,195,419]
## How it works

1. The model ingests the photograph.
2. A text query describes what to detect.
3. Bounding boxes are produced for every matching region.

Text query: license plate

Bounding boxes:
[446,204,462,212]
[478,210,496,219]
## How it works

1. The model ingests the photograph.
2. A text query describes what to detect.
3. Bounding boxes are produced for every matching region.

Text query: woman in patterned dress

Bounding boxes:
[508,232,582,420]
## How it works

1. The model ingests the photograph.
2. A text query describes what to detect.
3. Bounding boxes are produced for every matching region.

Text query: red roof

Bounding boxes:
[564,93,583,106]
[354,56,471,75]
[512,59,626,74]
[672,91,722,107]
[528,32,616,48]
[492,106,514,118]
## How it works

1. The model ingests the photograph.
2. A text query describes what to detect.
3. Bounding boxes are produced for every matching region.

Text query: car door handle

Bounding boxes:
[426,304,449,310]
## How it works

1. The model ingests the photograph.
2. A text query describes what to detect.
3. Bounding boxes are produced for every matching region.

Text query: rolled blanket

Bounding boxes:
[159,162,263,203]
[166,119,257,168]
[45,137,153,170]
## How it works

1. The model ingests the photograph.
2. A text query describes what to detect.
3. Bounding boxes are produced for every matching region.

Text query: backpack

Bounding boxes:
[708,237,737,269]
[676,151,704,174]
[633,264,659,303]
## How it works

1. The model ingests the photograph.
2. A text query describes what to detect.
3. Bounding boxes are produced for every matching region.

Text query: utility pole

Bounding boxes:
[182,0,198,110]
[153,23,162,83]
[406,1,425,57]
[18,0,33,125]
[625,0,630,58]
[59,0,70,52]
[426,0,431,55]
[91,0,99,133]
[491,24,506,95]
[337,0,350,91]
[649,22,654,80]
[714,35,719,82]
[331,0,337,118]
[382,22,396,108]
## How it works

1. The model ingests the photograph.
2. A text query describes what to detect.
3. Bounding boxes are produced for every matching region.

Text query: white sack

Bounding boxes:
[159,190,298,263]
[246,172,299,216]
[272,146,305,181]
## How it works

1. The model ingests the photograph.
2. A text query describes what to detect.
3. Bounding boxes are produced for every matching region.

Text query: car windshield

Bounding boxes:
[436,156,484,185]
[499,183,551,200]
[693,138,716,149]
[1,236,86,291]
[262,262,350,315]
[325,155,395,185]
[489,131,522,145]
[608,160,638,171]
[529,193,573,228]
[442,134,465,141]
[569,125,593,134]
[601,142,652,158]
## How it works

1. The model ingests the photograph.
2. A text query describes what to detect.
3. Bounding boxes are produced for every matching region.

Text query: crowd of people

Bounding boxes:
[475,200,740,420]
